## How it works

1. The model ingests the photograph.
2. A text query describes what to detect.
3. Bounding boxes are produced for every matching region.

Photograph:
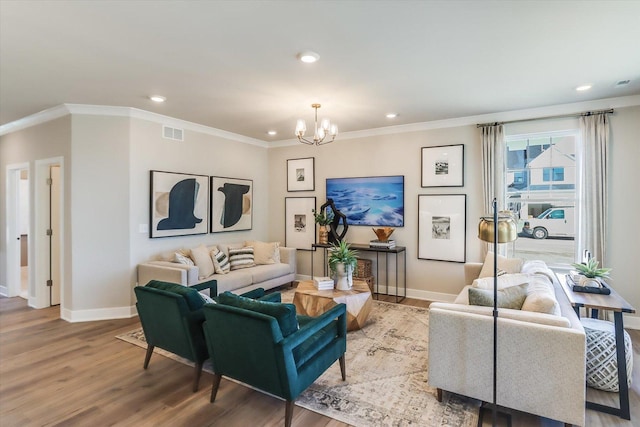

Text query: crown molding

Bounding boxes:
[269,94,640,148]
[0,104,70,136]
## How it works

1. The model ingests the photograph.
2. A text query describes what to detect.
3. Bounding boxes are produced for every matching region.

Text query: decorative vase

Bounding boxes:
[318,225,329,245]
[579,275,601,288]
[334,262,353,291]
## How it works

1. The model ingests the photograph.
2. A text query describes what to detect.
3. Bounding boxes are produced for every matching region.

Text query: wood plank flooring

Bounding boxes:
[1,291,638,427]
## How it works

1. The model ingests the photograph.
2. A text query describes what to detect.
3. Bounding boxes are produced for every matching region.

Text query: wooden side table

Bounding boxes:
[557,273,636,420]
[293,280,373,331]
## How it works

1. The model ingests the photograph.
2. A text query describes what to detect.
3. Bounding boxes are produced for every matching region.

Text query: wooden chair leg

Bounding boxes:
[192,362,203,392]
[285,400,294,427]
[210,374,222,403]
[339,355,346,381]
[436,388,443,402]
[143,345,154,369]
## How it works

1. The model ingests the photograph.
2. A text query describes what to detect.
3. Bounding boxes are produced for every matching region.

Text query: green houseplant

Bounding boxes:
[328,240,358,290]
[571,259,611,287]
[312,208,334,244]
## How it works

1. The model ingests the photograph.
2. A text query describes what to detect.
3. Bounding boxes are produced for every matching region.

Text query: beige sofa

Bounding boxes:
[428,261,586,426]
[137,242,296,296]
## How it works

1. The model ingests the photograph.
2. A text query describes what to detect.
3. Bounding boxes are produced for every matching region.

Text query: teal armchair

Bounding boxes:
[202,292,347,427]
[134,279,217,392]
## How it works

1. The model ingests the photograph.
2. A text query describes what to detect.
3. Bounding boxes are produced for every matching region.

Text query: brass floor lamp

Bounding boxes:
[477,198,518,427]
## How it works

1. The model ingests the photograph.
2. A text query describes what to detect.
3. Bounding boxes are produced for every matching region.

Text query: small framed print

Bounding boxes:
[421,144,464,187]
[418,194,466,263]
[287,157,315,192]
[285,197,316,250]
[210,176,253,233]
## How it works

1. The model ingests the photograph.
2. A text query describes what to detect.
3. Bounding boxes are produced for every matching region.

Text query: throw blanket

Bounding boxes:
[521,259,556,282]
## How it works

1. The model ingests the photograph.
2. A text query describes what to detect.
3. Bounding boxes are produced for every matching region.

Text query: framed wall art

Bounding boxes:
[325,175,404,227]
[418,194,466,262]
[210,176,253,233]
[421,144,464,187]
[149,170,209,238]
[285,197,316,250]
[287,157,315,192]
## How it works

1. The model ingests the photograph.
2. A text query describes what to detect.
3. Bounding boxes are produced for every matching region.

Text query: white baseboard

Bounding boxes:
[624,315,640,330]
[61,305,138,323]
[0,285,7,297]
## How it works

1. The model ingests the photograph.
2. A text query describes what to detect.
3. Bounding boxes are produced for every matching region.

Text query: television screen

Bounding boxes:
[325,176,404,227]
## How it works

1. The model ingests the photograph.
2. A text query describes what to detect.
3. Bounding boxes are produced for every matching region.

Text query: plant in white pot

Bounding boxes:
[571,259,612,287]
[328,240,358,291]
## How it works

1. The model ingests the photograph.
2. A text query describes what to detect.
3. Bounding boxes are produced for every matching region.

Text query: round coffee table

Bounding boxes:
[293,280,373,331]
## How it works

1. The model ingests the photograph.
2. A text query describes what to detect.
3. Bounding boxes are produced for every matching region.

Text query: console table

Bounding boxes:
[310,243,406,303]
[558,273,635,420]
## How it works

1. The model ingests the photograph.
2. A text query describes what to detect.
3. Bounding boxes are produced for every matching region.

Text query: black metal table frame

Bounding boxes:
[310,243,406,303]
[574,306,631,420]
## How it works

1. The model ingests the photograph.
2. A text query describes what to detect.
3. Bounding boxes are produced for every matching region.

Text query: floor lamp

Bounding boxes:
[477,198,518,427]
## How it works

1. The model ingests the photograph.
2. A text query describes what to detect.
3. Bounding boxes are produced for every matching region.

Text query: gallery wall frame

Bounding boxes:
[418,194,466,263]
[287,157,315,192]
[421,144,464,187]
[210,176,253,233]
[285,196,316,250]
[149,170,209,238]
[325,175,404,227]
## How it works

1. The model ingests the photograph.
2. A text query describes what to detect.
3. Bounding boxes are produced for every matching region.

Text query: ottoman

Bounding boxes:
[582,318,633,392]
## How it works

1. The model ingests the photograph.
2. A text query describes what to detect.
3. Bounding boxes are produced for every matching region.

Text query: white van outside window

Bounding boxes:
[522,207,575,239]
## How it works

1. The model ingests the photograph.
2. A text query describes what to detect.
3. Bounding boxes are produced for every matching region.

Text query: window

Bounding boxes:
[505,131,578,267]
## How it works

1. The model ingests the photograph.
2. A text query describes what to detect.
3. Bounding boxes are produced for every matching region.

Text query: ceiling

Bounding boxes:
[1,1,639,142]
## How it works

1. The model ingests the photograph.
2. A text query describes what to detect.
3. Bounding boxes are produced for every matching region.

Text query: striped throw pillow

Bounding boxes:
[211,248,230,275]
[229,246,255,270]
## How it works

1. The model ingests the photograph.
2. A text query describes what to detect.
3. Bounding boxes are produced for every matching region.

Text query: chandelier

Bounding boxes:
[295,103,338,145]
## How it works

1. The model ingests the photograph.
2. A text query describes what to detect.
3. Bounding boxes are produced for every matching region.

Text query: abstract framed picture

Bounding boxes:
[418,194,466,263]
[325,175,404,227]
[287,157,315,192]
[210,176,253,233]
[149,170,209,238]
[285,197,316,250]
[421,144,464,187]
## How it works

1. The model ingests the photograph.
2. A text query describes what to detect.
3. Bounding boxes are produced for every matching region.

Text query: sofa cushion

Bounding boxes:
[229,246,256,270]
[211,247,230,274]
[245,240,280,265]
[522,275,561,316]
[217,291,299,337]
[145,280,204,311]
[478,252,523,278]
[191,244,215,279]
[472,273,529,290]
[213,270,254,293]
[249,263,292,284]
[469,283,528,309]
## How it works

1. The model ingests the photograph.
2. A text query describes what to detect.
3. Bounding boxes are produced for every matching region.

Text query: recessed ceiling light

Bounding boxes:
[149,95,166,103]
[267,130,277,136]
[386,113,398,118]
[297,51,320,63]
[576,85,592,92]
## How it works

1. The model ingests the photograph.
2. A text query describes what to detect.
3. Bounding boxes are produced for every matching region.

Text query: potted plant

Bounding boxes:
[312,208,334,244]
[328,240,358,290]
[571,259,612,287]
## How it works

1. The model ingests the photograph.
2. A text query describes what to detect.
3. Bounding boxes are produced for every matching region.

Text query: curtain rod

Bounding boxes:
[476,108,614,128]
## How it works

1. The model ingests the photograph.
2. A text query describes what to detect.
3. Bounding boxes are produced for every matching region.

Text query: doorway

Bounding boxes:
[5,163,30,300]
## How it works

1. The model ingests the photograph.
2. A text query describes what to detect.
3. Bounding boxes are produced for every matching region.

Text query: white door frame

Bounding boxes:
[4,162,30,298]
[34,157,65,310]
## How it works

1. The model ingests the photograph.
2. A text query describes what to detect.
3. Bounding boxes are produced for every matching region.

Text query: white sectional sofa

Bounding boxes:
[137,242,296,296]
[428,259,586,427]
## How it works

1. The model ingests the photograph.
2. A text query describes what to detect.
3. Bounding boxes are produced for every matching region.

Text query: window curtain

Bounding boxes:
[577,113,609,265]
[480,124,506,255]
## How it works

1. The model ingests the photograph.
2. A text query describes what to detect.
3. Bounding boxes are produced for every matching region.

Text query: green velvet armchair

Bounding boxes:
[134,279,217,392]
[202,292,347,427]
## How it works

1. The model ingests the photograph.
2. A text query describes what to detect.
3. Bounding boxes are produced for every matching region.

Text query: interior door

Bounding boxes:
[50,165,61,306]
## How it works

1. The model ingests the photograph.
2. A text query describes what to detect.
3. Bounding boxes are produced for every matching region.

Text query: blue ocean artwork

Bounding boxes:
[326,176,404,226]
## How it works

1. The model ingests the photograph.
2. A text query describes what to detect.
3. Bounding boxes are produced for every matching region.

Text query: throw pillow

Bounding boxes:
[199,291,216,304]
[190,244,215,279]
[217,291,298,337]
[245,240,280,265]
[478,252,523,278]
[210,248,230,275]
[521,277,560,315]
[472,273,530,290]
[229,246,256,270]
[468,283,528,310]
[145,280,204,311]
[174,251,195,266]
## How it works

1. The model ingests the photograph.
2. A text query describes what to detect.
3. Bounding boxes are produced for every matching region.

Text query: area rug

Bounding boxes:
[117,291,479,426]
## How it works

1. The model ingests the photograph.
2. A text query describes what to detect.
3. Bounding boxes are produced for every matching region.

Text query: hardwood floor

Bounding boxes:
[1,291,638,426]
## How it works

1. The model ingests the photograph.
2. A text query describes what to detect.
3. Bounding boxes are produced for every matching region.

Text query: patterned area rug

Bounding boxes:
[117,291,479,426]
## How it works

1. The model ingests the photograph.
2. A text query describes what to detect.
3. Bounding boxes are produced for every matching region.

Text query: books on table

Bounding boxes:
[369,239,396,249]
[313,277,334,290]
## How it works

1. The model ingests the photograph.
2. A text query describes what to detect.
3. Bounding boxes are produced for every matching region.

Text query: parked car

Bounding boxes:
[522,207,575,239]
